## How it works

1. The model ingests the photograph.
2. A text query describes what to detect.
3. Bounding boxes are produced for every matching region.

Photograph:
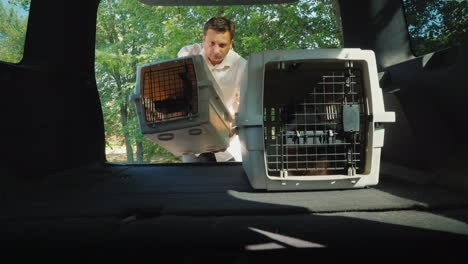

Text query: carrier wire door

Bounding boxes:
[141,58,198,125]
[264,61,366,177]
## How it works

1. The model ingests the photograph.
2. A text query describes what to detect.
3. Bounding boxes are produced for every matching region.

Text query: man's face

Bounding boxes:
[203,29,232,66]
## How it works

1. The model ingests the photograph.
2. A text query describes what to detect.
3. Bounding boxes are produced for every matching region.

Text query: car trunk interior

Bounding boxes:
[2,0,468,254]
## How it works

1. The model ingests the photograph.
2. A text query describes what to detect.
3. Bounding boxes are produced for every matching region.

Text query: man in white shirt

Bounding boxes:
[177,17,247,162]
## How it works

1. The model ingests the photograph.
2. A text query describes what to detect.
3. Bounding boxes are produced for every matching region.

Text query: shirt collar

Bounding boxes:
[201,47,234,71]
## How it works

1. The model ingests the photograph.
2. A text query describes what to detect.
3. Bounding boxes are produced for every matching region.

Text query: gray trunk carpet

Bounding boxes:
[4,163,468,219]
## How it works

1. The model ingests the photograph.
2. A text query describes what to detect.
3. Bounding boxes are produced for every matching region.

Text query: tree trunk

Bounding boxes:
[136,140,144,163]
[120,103,134,163]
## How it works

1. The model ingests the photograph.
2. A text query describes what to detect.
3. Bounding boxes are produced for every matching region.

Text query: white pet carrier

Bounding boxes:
[130,55,232,156]
[236,49,395,190]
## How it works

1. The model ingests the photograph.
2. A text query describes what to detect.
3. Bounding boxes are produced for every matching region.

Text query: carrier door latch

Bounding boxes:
[343,104,360,133]
[346,148,357,176]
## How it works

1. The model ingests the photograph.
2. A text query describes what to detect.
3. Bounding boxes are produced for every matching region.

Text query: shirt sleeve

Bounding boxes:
[177,43,203,58]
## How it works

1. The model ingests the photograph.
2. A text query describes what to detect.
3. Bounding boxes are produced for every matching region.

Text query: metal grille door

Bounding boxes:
[141,60,198,124]
[264,61,367,177]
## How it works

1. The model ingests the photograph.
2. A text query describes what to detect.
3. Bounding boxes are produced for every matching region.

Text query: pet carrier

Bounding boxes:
[236,49,395,190]
[130,55,232,156]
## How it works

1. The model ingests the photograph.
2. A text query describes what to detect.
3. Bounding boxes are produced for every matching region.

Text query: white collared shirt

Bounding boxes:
[178,43,247,161]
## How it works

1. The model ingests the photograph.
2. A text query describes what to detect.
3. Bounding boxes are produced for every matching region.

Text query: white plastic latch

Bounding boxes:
[374,111,395,123]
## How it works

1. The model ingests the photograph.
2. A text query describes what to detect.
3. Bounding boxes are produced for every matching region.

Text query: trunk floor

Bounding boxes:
[3,163,468,250]
[4,163,468,219]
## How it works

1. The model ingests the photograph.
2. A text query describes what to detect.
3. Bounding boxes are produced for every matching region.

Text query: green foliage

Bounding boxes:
[7,0,30,11]
[403,0,468,56]
[94,0,342,163]
[2,0,466,163]
[0,1,28,63]
[96,0,184,163]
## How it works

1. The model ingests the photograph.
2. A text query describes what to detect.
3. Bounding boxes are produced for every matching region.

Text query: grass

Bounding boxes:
[105,141,181,164]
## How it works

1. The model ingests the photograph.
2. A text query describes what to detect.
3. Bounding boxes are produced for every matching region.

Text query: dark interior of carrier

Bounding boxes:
[141,58,199,125]
[263,60,368,176]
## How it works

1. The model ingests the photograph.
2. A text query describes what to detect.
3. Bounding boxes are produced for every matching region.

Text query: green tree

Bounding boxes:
[0,1,28,63]
[96,0,180,163]
[403,0,468,56]
[95,0,342,164]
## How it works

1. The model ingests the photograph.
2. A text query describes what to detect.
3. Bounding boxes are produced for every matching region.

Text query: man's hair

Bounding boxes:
[204,17,235,40]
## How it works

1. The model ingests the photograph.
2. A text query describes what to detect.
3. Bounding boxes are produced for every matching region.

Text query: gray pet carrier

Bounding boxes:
[130,55,232,156]
[236,49,395,190]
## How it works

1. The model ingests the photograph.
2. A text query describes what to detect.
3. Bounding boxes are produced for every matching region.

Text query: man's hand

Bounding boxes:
[229,126,237,138]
